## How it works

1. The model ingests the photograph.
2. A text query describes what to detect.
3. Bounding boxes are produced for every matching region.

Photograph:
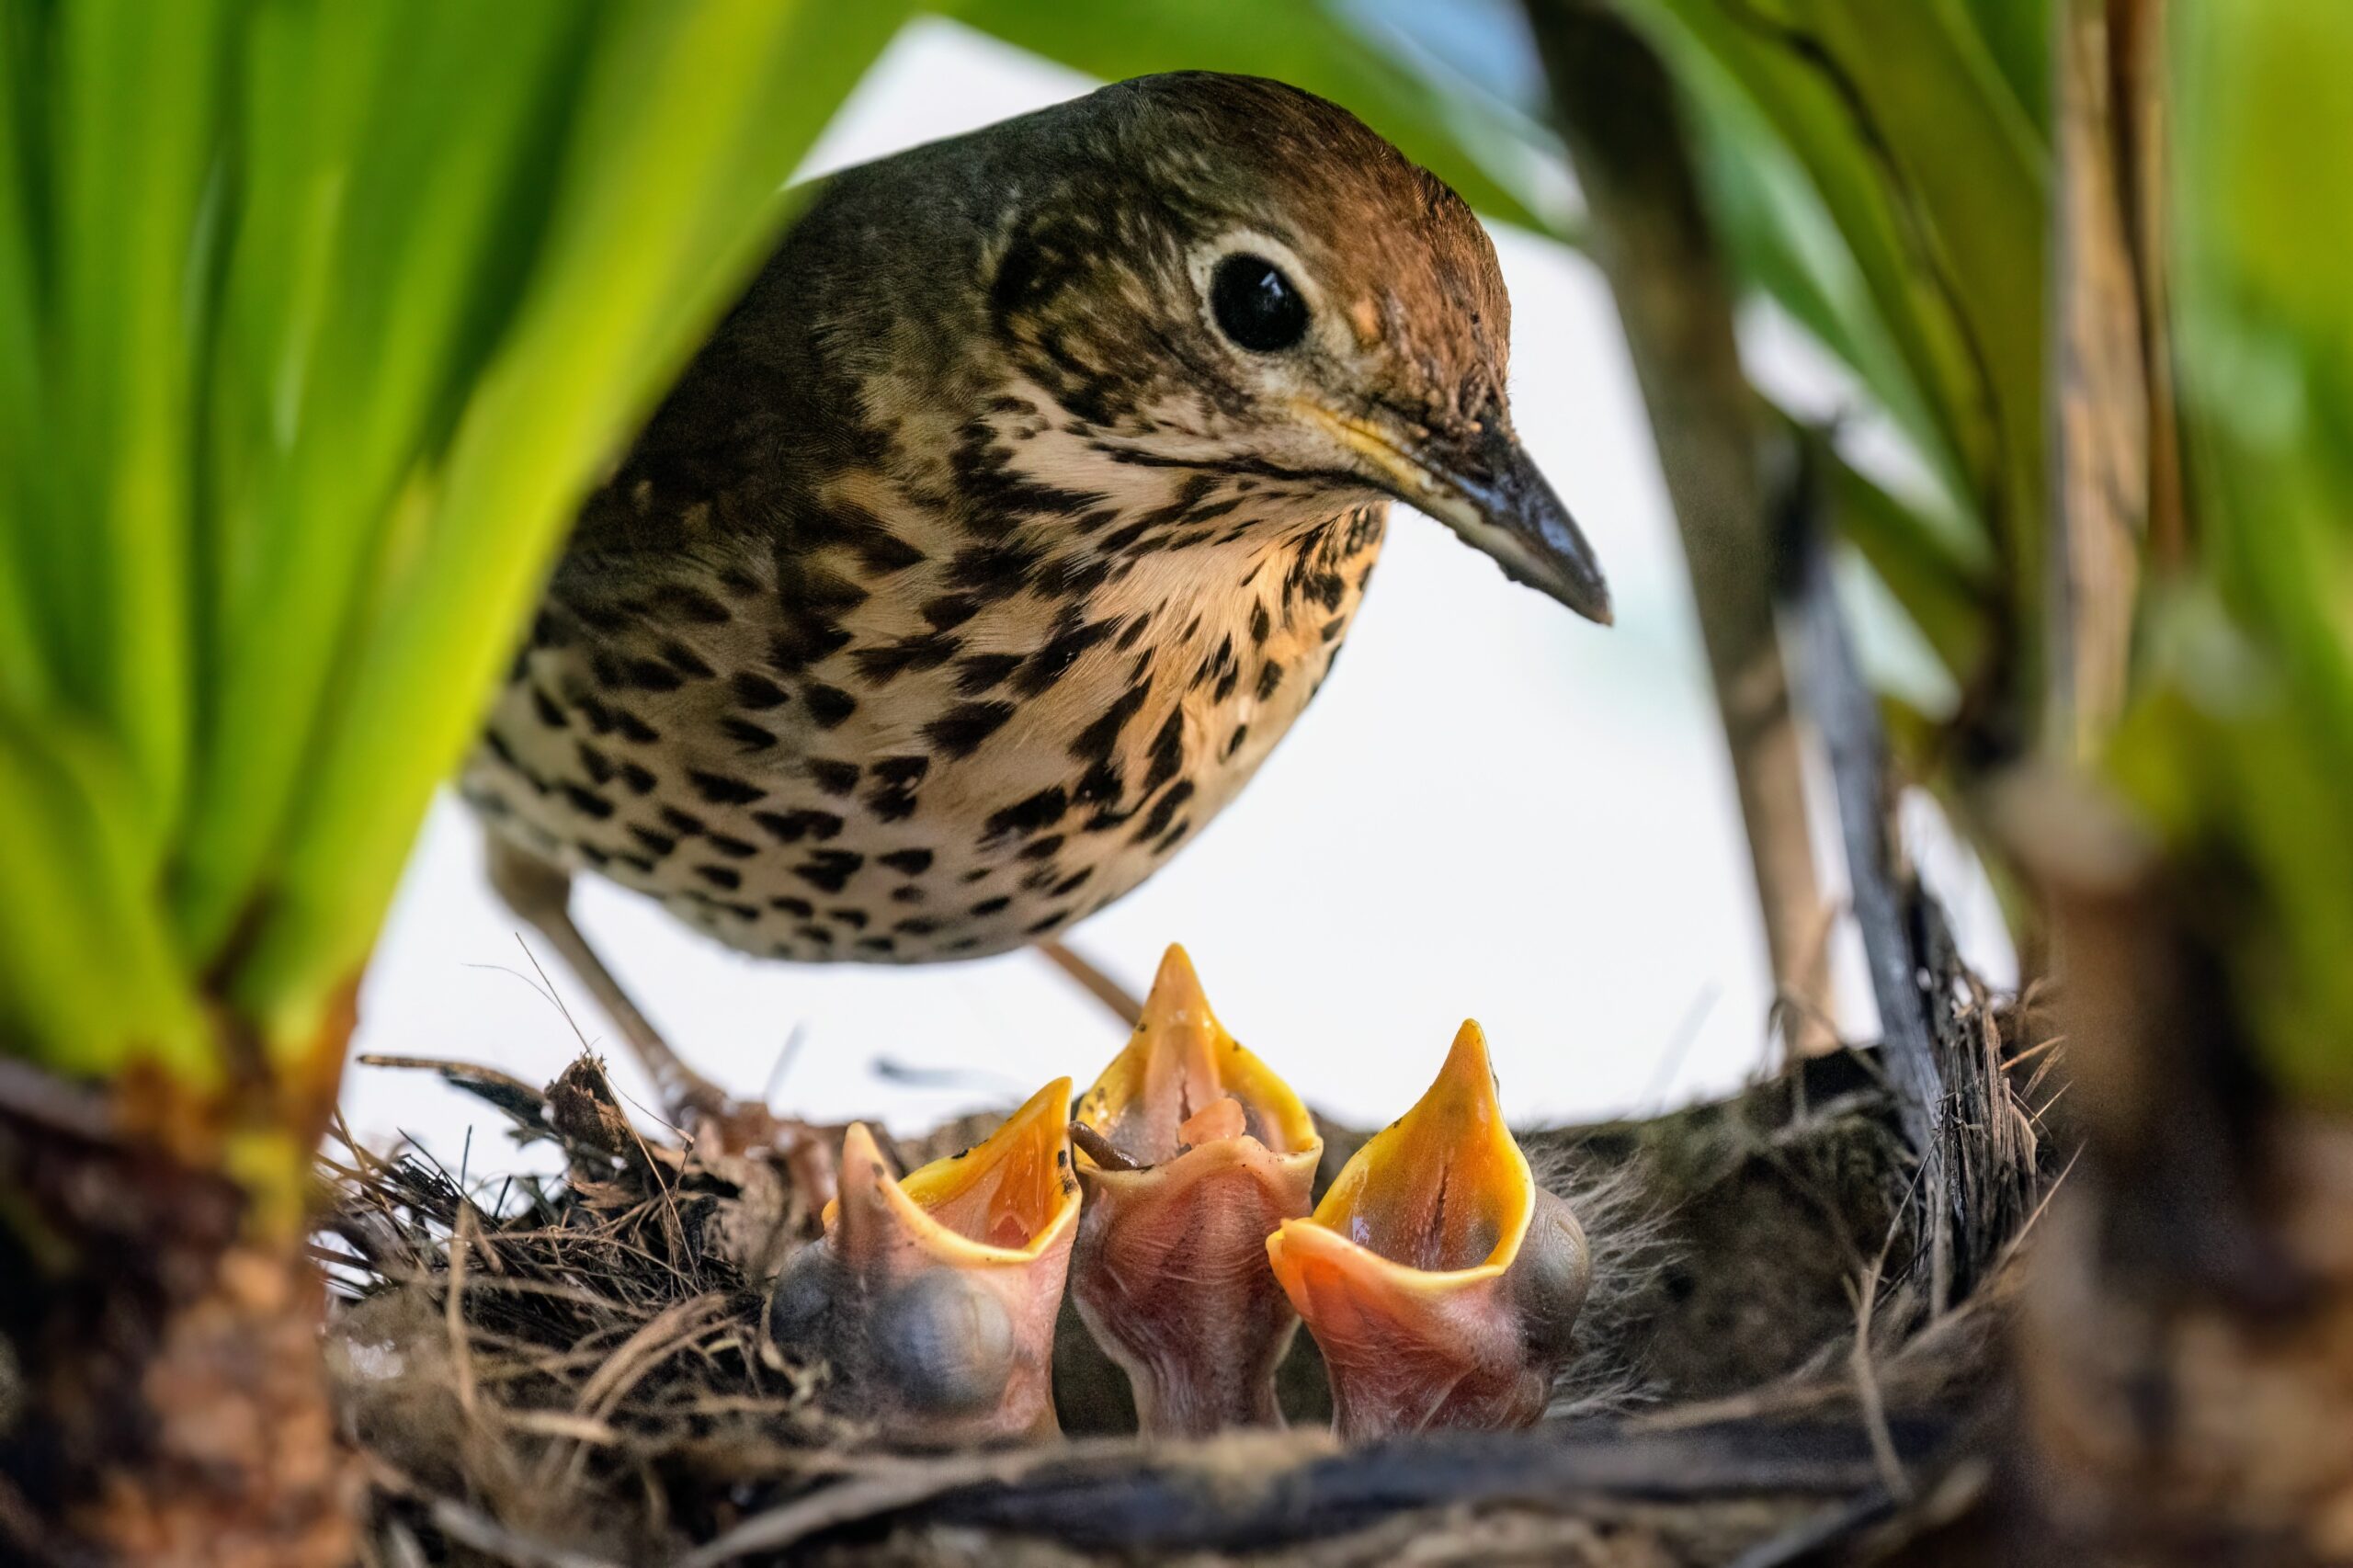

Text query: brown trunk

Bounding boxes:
[1981,790,2353,1565]
[2016,1122,2353,1562]
[1977,3,2353,1557]
[1522,0,1837,1059]
[0,1040,357,1564]
[2046,0,2151,759]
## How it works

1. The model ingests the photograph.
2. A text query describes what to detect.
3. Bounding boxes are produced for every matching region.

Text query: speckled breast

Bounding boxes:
[464,490,1386,963]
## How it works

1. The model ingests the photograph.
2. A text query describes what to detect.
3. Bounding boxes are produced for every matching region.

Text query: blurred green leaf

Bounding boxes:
[0,4,49,712]
[1631,0,2044,506]
[1613,0,2047,744]
[0,705,208,1078]
[2152,0,2353,1106]
[1959,0,2052,139]
[1675,33,1959,499]
[945,0,1567,235]
[178,0,599,962]
[43,0,233,866]
[235,0,912,1045]
[0,0,904,1095]
[1817,437,1995,685]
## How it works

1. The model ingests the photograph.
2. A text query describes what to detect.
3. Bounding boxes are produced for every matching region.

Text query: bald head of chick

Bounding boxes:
[769,1082,1080,1445]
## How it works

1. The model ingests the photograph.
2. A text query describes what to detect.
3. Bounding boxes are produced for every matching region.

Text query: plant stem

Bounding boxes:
[1524,0,1836,1055]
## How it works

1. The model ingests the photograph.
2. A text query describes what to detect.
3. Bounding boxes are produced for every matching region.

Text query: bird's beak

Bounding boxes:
[1266,1021,1591,1441]
[1070,945,1323,1437]
[769,1079,1079,1445]
[1298,401,1612,624]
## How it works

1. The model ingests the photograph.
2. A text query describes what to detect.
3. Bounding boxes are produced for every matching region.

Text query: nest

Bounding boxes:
[324,970,2058,1567]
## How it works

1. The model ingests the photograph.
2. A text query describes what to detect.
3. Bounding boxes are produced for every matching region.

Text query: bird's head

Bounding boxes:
[984,72,1610,623]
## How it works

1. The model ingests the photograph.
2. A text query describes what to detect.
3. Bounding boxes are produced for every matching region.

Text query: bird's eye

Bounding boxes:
[1210,254,1309,353]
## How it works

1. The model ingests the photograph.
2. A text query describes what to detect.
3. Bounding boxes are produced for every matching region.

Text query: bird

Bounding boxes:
[1068,944,1323,1437]
[767,1081,1080,1444]
[1266,1019,1591,1439]
[462,71,1611,1132]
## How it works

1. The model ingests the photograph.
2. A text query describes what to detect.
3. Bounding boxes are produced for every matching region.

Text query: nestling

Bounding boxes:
[767,1081,1080,1443]
[464,72,1610,1121]
[1069,945,1322,1437]
[1267,1020,1589,1439]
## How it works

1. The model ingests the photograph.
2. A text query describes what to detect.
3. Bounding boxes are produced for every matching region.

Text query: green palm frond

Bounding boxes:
[2120,0,2353,1107]
[1615,0,2049,715]
[0,0,907,1084]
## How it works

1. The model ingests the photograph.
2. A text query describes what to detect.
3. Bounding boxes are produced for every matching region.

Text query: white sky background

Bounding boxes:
[342,19,2013,1166]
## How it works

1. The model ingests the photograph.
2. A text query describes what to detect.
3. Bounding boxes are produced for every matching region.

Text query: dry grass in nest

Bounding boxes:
[320,968,2061,1567]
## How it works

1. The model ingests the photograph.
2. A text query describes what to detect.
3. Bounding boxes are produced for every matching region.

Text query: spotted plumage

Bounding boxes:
[467,71,1607,988]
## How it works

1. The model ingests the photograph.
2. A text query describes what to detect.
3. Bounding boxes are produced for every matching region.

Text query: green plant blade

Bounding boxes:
[2130,0,2353,1108]
[41,0,233,869]
[175,0,600,961]
[230,0,911,1047]
[0,705,208,1079]
[1614,0,2049,748]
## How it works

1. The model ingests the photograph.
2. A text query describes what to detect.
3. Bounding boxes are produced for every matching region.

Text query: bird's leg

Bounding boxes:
[483,832,835,1202]
[1034,938,1143,1028]
[483,832,724,1114]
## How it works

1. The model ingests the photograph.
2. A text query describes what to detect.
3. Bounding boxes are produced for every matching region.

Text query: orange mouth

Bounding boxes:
[1073,945,1319,1169]
[1279,1019,1530,1283]
[829,1078,1081,1269]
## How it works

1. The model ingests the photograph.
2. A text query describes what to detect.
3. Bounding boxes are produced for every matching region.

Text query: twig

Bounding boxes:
[1790,446,1956,1289]
[2004,1032,2069,1071]
[763,1021,811,1104]
[446,1208,479,1423]
[546,1292,730,1494]
[1847,1230,1914,1503]
[679,1415,1949,1562]
[0,1058,112,1142]
[583,1059,697,1281]
[357,1055,551,1128]
[677,1445,1116,1566]
[424,1498,622,1568]
[1526,0,1836,1057]
[1726,1488,1899,1568]
[1035,938,1142,1028]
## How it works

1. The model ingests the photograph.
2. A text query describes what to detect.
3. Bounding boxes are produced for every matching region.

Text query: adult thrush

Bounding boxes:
[466,73,1610,1125]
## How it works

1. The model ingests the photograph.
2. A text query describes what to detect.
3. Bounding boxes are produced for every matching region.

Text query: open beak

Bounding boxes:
[1070,946,1323,1437]
[1266,1021,1590,1441]
[768,1079,1079,1446]
[1299,401,1612,624]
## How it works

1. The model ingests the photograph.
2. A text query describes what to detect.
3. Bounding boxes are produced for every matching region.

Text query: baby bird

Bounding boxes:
[1069,946,1322,1436]
[1267,1021,1590,1439]
[767,1082,1080,1444]
[465,72,1610,1122]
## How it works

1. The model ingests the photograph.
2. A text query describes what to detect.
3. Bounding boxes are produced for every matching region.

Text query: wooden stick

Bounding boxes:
[1035,939,1142,1028]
